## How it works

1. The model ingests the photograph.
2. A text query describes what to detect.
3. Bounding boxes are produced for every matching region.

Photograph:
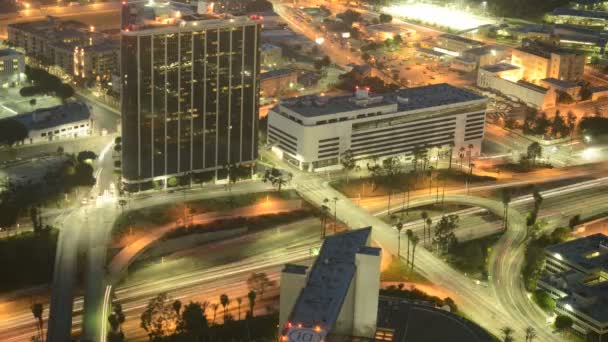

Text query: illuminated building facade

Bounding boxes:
[511,42,586,84]
[0,49,25,86]
[120,1,261,190]
[267,84,487,172]
[73,42,119,85]
[433,34,485,57]
[8,18,119,84]
[477,63,556,110]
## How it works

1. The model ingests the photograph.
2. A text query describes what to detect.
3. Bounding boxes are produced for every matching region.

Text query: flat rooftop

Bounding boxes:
[286,227,373,332]
[464,45,505,56]
[541,270,608,323]
[11,102,91,131]
[558,283,608,323]
[481,63,520,73]
[367,24,404,33]
[592,86,608,92]
[516,80,549,93]
[547,233,608,271]
[0,49,20,58]
[517,42,582,58]
[552,7,608,20]
[438,34,485,46]
[122,1,257,34]
[542,78,580,89]
[260,69,296,80]
[278,83,485,118]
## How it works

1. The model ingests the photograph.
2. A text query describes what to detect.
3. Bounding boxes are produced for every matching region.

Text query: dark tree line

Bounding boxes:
[487,0,569,19]
[21,66,75,102]
[0,118,28,146]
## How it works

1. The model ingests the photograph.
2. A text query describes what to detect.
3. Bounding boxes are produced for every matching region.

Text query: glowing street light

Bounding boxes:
[315,37,325,45]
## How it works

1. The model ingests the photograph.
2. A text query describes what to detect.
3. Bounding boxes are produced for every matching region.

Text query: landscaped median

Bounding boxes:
[106,190,318,280]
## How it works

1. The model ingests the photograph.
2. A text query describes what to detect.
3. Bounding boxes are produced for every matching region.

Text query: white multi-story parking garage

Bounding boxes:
[267,83,488,172]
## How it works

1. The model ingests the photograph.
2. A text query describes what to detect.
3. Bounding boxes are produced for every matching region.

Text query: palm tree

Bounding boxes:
[220,294,230,322]
[172,299,182,317]
[320,204,330,239]
[501,326,515,342]
[467,143,474,170]
[458,147,465,170]
[31,303,44,342]
[447,139,455,170]
[247,290,257,318]
[236,297,243,320]
[118,199,127,213]
[420,211,428,244]
[525,326,537,342]
[502,188,512,231]
[427,166,434,195]
[426,217,432,246]
[211,303,219,325]
[405,229,413,266]
[410,234,420,271]
[395,220,404,258]
[332,196,339,230]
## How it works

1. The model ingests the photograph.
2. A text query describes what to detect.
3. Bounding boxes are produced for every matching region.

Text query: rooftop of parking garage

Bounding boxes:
[276,84,485,118]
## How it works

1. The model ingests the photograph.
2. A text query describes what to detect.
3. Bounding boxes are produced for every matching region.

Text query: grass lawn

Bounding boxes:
[446,233,502,280]
[380,203,472,224]
[332,169,495,198]
[381,257,429,284]
[112,190,300,243]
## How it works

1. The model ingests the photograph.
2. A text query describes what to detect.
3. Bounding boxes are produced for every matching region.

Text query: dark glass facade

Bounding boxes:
[121,20,260,187]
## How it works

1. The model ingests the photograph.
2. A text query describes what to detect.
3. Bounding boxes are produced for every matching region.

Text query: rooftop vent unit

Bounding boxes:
[355,87,369,99]
[397,96,409,104]
[351,96,383,107]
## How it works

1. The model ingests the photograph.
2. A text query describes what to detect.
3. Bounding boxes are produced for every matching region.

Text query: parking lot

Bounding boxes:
[0,87,62,120]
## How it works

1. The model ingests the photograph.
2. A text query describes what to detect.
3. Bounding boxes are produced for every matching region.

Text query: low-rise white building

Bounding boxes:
[267,84,487,172]
[477,63,556,110]
[11,102,92,144]
[538,234,608,340]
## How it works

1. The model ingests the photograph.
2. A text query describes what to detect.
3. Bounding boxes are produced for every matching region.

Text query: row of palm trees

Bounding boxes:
[208,290,258,325]
[501,326,537,342]
[392,215,420,270]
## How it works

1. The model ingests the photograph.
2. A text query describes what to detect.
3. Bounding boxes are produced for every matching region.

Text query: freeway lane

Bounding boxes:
[263,150,560,340]
[0,217,323,342]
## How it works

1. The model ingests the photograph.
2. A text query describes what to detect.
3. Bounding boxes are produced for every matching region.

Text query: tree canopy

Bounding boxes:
[0,119,28,146]
[580,116,608,140]
[379,13,392,23]
[245,0,273,13]
[488,0,569,19]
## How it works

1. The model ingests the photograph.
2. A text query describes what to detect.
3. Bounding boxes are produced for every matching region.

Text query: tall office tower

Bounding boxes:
[120,1,260,191]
